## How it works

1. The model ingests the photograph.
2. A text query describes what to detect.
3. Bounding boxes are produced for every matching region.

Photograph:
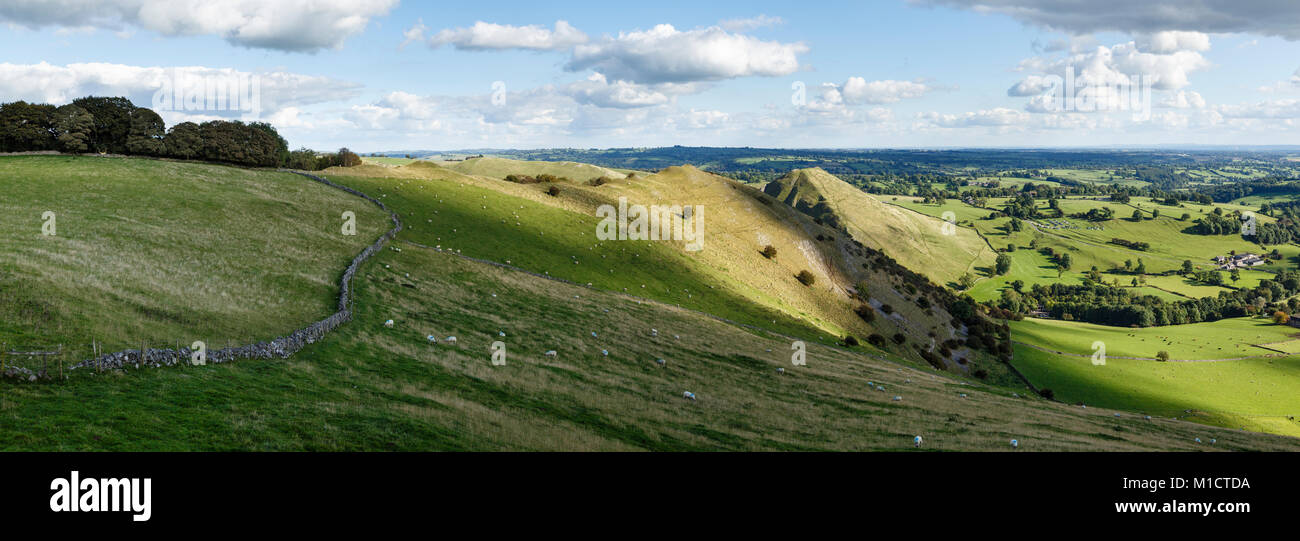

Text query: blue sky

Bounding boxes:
[2,0,1299,151]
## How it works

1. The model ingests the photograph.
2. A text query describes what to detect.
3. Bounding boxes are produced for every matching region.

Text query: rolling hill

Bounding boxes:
[764,168,996,287]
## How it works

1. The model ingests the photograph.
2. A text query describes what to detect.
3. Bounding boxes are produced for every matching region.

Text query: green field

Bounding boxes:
[0,156,388,356]
[1011,317,1298,361]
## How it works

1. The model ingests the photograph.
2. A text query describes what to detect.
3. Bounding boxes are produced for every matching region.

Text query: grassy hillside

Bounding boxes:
[320,160,981,371]
[766,168,996,287]
[1009,317,1300,436]
[0,156,388,358]
[5,242,1297,450]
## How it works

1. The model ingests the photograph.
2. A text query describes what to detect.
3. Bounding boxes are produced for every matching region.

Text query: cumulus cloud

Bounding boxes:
[427,20,587,51]
[917,107,1030,128]
[0,0,397,52]
[840,78,931,104]
[1162,90,1206,109]
[1136,31,1211,54]
[0,62,360,120]
[562,73,674,109]
[1007,74,1058,96]
[718,15,784,32]
[912,0,1300,40]
[567,24,807,84]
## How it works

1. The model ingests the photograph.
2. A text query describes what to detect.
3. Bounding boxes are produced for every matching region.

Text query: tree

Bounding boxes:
[1131,209,1143,221]
[72,96,136,153]
[761,245,777,259]
[1156,351,1170,362]
[164,122,202,159]
[1059,253,1073,271]
[995,253,1012,275]
[52,104,93,153]
[1134,259,1146,275]
[0,101,56,151]
[1182,260,1194,275]
[126,107,166,156]
[337,147,362,167]
[796,270,816,286]
[958,273,976,290]
[1231,268,1241,283]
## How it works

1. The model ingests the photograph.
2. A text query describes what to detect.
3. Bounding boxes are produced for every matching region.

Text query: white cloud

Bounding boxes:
[1007,74,1057,96]
[718,15,784,32]
[0,0,397,52]
[567,24,808,84]
[0,62,360,119]
[840,78,931,104]
[563,73,673,109]
[1162,90,1206,109]
[918,107,1030,128]
[1135,31,1211,54]
[400,18,427,50]
[913,1,1300,40]
[428,20,587,51]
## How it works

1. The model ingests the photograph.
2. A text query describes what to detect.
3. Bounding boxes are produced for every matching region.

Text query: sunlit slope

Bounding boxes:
[444,156,631,182]
[8,244,1295,450]
[765,168,996,286]
[0,155,388,354]
[321,160,964,363]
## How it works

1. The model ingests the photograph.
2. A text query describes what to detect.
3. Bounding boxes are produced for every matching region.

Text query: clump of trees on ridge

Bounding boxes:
[0,96,355,170]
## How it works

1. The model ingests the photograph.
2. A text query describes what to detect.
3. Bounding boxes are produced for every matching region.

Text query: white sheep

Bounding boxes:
[776,367,785,375]
[498,331,506,337]
[601,349,609,356]
[655,358,666,366]
[1195,437,1202,443]
[544,350,557,357]
[1144,415,1152,420]
[914,435,922,448]
[445,336,458,344]
[426,335,437,343]
[683,391,696,401]
[1010,439,1019,449]
[384,319,395,328]
[892,396,902,401]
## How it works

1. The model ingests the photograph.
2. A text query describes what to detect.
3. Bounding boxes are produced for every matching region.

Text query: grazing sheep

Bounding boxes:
[959,393,967,398]
[914,435,922,448]
[445,336,458,344]
[1114,413,1121,418]
[544,350,557,357]
[674,335,680,340]
[384,319,395,328]
[591,332,598,338]
[683,391,696,401]
[601,349,609,356]
[498,331,506,337]
[655,358,666,366]
[1010,439,1019,449]
[650,328,659,337]
[426,335,437,343]
[1144,415,1152,420]
[892,396,902,401]
[776,367,785,375]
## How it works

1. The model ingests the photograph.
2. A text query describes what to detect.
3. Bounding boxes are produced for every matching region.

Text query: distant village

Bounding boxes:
[1214,253,1266,270]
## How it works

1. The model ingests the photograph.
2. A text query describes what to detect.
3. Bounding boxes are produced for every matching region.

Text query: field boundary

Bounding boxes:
[2,169,402,381]
[1012,339,1286,363]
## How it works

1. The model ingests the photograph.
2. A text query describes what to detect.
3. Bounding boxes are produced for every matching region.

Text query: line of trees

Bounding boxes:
[1,96,355,170]
[998,272,1300,327]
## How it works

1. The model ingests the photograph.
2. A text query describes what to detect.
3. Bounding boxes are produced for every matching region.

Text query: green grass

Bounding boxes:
[1012,344,1300,437]
[5,242,1297,450]
[1011,317,1299,361]
[0,156,387,358]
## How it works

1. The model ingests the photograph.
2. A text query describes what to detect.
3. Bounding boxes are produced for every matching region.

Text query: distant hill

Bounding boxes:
[764,168,995,287]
